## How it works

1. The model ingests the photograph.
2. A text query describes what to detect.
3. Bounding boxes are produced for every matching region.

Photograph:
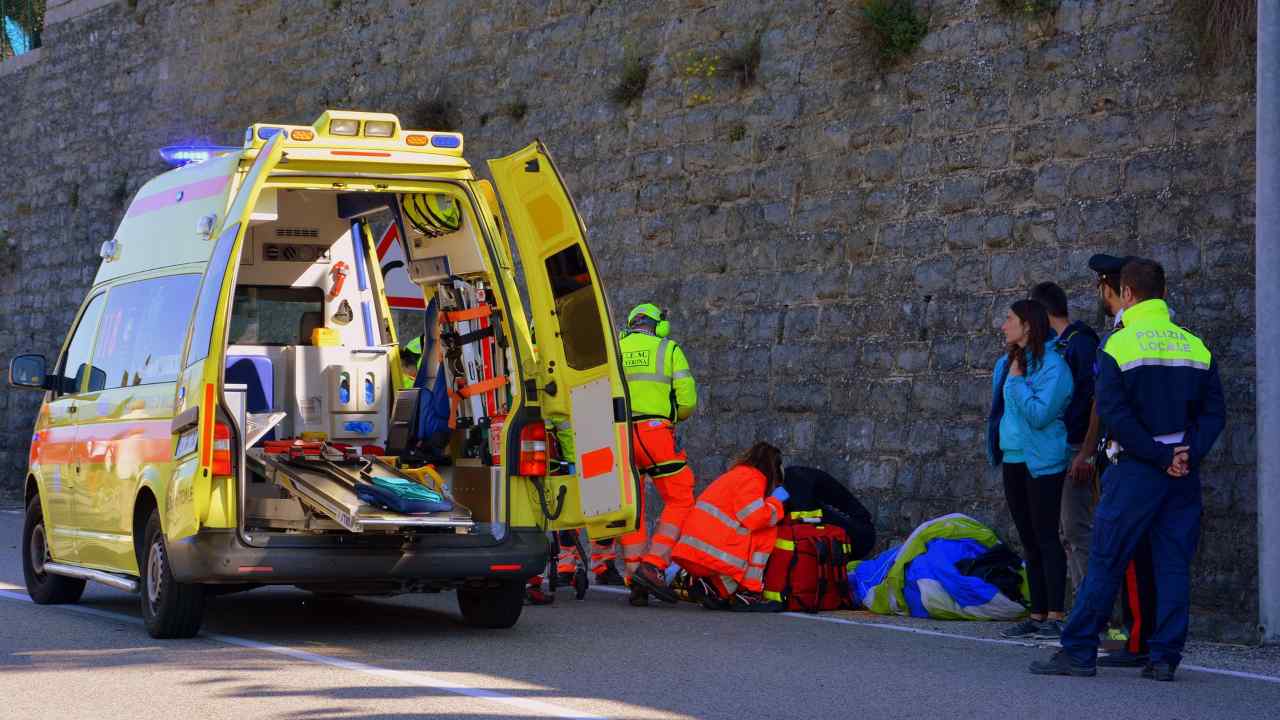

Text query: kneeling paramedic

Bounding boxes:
[1030,259,1225,682]
[669,442,788,609]
[619,304,699,606]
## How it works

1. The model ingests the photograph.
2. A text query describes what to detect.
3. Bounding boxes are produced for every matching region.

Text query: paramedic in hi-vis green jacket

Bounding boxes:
[618,303,699,607]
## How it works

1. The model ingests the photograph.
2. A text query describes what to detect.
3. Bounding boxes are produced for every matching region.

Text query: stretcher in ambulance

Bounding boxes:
[8,110,639,637]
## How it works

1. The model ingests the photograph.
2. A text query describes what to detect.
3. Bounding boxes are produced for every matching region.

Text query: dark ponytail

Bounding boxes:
[734,441,783,490]
[1008,299,1050,373]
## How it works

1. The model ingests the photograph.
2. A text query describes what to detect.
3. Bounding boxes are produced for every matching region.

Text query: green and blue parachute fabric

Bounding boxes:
[849,513,1029,620]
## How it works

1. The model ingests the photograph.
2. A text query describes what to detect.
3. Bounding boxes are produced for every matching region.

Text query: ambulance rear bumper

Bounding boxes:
[166,528,546,585]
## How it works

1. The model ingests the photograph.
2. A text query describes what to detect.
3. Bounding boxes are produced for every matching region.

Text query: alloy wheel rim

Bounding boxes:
[29,523,48,576]
[146,540,164,612]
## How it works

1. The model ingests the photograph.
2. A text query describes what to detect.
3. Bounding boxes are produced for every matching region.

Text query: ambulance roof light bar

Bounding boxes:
[159,144,241,168]
[240,110,466,155]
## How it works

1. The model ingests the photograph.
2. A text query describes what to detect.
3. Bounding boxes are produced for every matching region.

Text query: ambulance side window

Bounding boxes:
[89,275,202,390]
[545,244,606,371]
[54,293,106,396]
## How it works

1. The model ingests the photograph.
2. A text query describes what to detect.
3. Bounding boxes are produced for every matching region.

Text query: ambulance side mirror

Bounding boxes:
[8,354,50,390]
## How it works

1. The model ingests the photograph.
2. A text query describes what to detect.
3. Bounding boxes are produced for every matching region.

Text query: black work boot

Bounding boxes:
[631,562,678,604]
[595,565,625,586]
[1098,648,1149,667]
[628,583,649,607]
[1029,650,1097,677]
[1141,661,1177,681]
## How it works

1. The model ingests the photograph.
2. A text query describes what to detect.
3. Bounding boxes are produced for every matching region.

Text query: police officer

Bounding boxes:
[617,303,699,606]
[1077,255,1159,668]
[1031,258,1225,681]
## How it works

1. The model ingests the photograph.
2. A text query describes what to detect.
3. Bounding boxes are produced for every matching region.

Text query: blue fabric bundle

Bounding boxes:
[356,475,453,514]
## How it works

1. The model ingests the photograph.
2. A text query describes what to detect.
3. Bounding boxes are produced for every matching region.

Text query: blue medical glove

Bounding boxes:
[770,486,790,503]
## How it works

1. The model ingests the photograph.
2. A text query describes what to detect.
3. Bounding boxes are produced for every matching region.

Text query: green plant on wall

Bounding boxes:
[1176,0,1256,69]
[611,54,651,106]
[861,0,930,63]
[995,0,1058,15]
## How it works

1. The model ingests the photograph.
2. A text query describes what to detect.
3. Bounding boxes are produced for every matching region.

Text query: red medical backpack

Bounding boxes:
[762,520,854,612]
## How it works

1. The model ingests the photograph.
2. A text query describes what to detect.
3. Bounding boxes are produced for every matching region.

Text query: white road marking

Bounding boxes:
[589,585,1280,685]
[0,587,604,719]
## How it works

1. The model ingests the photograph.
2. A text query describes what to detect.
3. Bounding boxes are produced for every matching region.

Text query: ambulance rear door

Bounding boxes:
[171,134,287,541]
[487,142,638,539]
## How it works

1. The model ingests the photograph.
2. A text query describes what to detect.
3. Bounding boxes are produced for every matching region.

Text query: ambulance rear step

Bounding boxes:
[246,449,474,533]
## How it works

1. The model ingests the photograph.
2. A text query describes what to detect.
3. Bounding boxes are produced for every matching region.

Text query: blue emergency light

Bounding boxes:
[159,144,239,168]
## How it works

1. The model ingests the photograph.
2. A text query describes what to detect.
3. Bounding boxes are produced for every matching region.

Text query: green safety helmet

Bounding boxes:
[627,303,670,338]
[403,193,462,238]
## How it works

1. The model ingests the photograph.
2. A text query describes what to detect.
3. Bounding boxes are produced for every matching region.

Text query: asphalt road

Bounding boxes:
[1,511,1278,720]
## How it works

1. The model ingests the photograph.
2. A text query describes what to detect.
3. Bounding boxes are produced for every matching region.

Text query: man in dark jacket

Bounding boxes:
[1030,282,1100,593]
[782,466,876,560]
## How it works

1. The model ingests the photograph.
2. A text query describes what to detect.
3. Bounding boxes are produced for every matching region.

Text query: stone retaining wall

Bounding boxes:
[0,0,1257,640]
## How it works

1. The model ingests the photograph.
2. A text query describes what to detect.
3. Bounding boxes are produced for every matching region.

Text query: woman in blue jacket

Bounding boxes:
[987,299,1074,640]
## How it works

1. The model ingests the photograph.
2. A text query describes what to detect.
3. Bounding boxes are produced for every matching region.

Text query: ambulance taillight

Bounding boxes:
[212,422,234,476]
[518,422,548,477]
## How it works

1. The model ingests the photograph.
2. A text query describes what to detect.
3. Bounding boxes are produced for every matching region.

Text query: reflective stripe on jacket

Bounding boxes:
[1095,299,1225,469]
[671,465,782,591]
[619,331,697,421]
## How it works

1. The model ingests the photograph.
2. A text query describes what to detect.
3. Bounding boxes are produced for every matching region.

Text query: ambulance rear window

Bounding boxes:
[545,244,606,371]
[229,286,325,346]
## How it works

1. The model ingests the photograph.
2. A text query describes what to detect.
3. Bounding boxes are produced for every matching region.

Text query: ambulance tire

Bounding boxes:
[22,495,86,605]
[139,510,205,639]
[457,580,524,629]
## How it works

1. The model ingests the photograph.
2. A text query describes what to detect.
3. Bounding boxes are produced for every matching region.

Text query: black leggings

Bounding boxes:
[1003,463,1067,616]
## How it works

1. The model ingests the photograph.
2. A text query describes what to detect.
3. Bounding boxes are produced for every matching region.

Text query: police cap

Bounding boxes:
[1088,253,1133,282]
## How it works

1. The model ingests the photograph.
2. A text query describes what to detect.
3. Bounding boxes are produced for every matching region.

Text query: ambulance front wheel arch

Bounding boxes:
[138,507,206,638]
[22,493,87,605]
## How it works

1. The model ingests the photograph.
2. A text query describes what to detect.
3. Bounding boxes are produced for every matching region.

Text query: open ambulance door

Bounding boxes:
[170,134,286,542]
[487,142,639,540]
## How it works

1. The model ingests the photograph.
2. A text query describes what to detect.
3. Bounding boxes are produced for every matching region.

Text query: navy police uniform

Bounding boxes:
[1089,254,1157,664]
[1057,296,1225,669]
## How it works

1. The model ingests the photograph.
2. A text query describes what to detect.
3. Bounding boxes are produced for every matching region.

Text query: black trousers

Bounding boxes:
[1003,463,1068,615]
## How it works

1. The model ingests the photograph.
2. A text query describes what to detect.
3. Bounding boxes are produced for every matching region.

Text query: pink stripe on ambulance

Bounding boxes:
[127,176,230,218]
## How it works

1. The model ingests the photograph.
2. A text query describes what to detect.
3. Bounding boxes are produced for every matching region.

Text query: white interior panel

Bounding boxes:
[570,377,623,516]
[238,190,381,348]
[403,209,485,276]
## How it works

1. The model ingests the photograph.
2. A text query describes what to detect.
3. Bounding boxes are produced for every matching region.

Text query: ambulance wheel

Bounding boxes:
[458,580,524,629]
[139,510,205,639]
[23,496,86,605]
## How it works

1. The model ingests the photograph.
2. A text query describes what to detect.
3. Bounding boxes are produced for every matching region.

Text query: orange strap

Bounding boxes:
[446,376,510,428]
[457,376,509,398]
[442,307,491,323]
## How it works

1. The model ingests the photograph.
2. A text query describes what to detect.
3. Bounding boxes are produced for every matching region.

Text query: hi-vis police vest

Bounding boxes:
[1096,298,1221,467]
[1102,300,1211,375]
[619,331,697,421]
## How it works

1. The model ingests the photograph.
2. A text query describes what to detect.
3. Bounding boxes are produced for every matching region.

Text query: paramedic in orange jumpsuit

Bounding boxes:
[619,304,699,606]
[670,442,787,608]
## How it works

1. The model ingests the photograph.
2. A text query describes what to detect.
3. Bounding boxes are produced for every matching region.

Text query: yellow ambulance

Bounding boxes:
[8,110,638,637]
